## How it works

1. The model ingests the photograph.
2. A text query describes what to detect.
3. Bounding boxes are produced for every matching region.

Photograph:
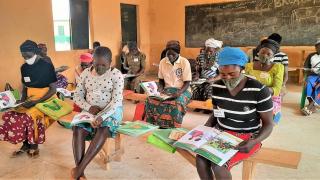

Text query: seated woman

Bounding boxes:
[74,53,93,85]
[0,40,57,157]
[301,39,320,115]
[144,41,192,128]
[71,47,124,180]
[196,47,273,180]
[192,38,222,102]
[245,39,284,123]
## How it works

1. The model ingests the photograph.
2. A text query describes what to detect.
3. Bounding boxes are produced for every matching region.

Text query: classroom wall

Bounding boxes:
[0,0,151,89]
[148,0,315,74]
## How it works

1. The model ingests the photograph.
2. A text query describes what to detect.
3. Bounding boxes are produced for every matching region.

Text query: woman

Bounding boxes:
[38,43,69,89]
[74,53,93,85]
[144,41,192,128]
[245,39,284,123]
[71,47,124,179]
[192,38,222,102]
[0,40,57,157]
[301,39,320,115]
[196,47,273,180]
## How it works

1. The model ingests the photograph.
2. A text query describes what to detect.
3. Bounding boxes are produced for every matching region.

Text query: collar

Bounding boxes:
[165,55,181,65]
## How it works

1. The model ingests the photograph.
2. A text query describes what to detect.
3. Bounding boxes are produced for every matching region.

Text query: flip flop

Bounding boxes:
[27,149,40,158]
[301,107,312,116]
[10,149,27,158]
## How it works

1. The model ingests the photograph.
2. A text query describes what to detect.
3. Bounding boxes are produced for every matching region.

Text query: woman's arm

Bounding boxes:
[204,113,218,127]
[73,71,93,112]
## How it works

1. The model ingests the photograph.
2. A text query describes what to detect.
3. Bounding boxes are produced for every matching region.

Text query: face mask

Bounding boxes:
[258,54,272,64]
[25,54,37,65]
[95,65,108,75]
[222,73,245,90]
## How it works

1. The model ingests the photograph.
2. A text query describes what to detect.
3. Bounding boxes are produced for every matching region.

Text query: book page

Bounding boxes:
[57,88,74,97]
[197,131,243,166]
[71,112,95,125]
[0,91,17,109]
[140,81,160,96]
[174,125,220,151]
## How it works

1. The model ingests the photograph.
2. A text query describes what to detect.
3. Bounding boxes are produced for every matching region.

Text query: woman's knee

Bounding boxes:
[96,126,111,138]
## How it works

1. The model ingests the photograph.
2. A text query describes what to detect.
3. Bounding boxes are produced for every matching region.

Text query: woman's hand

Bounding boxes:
[89,106,101,115]
[235,139,258,153]
[91,116,103,128]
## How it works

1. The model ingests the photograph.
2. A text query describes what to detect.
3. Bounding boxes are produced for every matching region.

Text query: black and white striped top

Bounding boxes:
[211,78,273,133]
[271,52,289,65]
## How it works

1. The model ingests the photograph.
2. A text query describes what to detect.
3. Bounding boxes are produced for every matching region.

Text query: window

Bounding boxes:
[51,0,89,51]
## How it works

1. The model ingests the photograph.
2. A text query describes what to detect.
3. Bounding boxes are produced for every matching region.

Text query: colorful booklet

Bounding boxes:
[174,125,243,166]
[0,91,24,110]
[71,112,95,125]
[70,104,115,125]
[117,121,159,137]
[140,81,171,100]
[147,128,188,153]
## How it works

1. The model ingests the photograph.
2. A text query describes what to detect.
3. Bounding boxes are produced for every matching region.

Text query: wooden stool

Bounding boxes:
[98,133,124,170]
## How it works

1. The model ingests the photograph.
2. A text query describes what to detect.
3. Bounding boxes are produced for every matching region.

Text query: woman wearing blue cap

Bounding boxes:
[196,47,274,180]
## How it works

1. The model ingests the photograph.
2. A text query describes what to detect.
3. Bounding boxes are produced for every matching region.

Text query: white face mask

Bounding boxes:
[25,54,37,65]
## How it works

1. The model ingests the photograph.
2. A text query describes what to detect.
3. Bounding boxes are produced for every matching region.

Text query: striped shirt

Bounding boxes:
[211,78,273,133]
[253,51,289,66]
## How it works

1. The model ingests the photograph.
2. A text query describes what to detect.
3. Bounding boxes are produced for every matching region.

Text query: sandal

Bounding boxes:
[301,107,312,116]
[27,149,40,158]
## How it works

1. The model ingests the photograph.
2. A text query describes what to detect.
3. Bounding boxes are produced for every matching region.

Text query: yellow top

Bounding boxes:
[245,62,284,96]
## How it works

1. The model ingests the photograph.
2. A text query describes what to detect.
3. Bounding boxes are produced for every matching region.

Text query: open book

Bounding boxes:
[174,125,243,166]
[0,91,24,110]
[70,103,115,126]
[140,81,171,100]
[117,121,159,137]
[147,128,189,153]
[57,88,75,98]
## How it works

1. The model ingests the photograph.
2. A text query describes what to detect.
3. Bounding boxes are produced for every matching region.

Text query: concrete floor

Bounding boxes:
[0,84,319,180]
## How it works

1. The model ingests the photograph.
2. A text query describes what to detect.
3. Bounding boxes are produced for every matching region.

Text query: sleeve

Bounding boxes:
[281,54,289,65]
[158,60,164,79]
[182,59,192,81]
[256,85,273,113]
[73,70,92,111]
[140,53,146,70]
[100,69,124,120]
[271,64,284,96]
[20,66,26,85]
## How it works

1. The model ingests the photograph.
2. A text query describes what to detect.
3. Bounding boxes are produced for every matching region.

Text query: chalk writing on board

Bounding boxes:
[185,0,320,47]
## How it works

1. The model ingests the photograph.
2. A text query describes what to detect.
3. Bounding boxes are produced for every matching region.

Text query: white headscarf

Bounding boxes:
[205,38,223,48]
[315,38,320,46]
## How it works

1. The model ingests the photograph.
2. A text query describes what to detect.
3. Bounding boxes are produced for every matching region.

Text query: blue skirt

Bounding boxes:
[306,75,320,105]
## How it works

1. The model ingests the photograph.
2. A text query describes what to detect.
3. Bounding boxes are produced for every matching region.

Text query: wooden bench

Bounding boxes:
[176,147,301,180]
[58,111,124,170]
[123,92,212,110]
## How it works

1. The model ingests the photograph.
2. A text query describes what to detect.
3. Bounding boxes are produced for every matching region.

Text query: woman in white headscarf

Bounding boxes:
[192,38,223,104]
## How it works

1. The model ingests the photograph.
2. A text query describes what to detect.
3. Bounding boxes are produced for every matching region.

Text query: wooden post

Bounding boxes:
[242,160,256,180]
[102,138,111,170]
[114,134,124,162]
